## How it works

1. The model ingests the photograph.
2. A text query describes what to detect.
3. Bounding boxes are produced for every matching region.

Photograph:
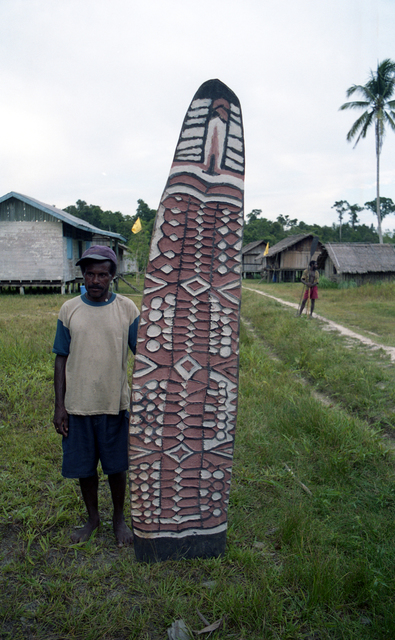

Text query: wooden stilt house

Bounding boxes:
[242,239,268,278]
[0,192,128,293]
[259,233,323,282]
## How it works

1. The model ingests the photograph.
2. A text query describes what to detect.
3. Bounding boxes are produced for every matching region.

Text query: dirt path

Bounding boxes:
[243,286,395,363]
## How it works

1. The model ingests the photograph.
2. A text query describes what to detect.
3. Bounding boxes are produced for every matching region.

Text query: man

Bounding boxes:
[299,260,319,317]
[53,245,139,545]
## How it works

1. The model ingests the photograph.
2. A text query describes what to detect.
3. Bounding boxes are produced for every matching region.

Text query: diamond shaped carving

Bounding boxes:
[174,355,202,380]
[181,276,210,297]
[164,442,195,464]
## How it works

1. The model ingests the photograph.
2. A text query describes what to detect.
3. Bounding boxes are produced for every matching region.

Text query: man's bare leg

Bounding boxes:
[108,471,133,546]
[299,299,306,316]
[71,473,101,543]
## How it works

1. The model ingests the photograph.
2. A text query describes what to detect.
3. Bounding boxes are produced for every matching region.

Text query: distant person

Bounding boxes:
[52,245,139,545]
[299,260,319,317]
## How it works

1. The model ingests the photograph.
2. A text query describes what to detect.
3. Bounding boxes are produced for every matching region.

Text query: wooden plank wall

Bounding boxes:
[0,221,64,281]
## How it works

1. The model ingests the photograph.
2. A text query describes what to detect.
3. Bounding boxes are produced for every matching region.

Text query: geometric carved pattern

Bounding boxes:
[130,79,244,559]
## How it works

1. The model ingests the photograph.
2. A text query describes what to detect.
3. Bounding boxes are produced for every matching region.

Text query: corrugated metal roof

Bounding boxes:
[324,242,395,273]
[0,191,126,241]
[267,233,314,256]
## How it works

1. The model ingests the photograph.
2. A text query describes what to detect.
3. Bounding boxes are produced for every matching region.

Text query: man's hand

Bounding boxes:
[53,405,69,437]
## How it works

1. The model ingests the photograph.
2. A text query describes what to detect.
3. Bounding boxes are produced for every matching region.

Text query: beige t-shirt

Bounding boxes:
[53,294,139,415]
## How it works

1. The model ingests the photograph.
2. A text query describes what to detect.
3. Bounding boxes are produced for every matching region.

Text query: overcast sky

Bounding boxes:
[1,0,394,233]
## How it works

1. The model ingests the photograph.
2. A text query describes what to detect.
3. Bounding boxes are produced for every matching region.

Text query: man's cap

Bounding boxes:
[76,245,117,268]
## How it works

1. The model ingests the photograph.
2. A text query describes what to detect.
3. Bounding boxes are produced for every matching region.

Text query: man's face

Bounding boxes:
[83,260,114,302]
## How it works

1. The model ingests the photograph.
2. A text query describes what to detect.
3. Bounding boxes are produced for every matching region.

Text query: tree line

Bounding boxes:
[242,202,394,248]
[65,198,157,272]
[66,195,394,272]
[65,199,136,241]
[331,198,395,242]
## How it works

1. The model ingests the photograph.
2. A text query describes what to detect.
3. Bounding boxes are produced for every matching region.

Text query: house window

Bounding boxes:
[78,241,83,259]
[67,237,73,260]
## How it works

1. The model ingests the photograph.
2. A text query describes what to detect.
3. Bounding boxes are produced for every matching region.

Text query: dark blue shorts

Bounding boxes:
[62,411,129,478]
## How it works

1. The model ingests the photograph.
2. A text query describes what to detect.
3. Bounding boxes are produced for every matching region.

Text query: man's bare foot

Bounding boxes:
[113,516,133,546]
[71,518,100,543]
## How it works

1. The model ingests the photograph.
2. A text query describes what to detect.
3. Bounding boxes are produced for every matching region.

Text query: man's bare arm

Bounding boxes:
[53,355,69,437]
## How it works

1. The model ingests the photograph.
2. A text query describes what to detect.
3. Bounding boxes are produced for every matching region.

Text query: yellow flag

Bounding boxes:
[132,217,142,234]
[264,242,269,256]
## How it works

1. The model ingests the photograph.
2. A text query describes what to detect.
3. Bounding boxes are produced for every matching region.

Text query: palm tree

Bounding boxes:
[340,59,395,243]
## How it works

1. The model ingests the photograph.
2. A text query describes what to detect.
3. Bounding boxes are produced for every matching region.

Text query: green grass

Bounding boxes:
[244,280,395,347]
[1,290,395,638]
[241,288,395,430]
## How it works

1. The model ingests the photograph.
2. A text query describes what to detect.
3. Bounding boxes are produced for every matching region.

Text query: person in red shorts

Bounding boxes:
[299,260,319,317]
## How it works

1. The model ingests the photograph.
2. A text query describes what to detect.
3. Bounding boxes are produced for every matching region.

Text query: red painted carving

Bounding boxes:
[130,80,244,553]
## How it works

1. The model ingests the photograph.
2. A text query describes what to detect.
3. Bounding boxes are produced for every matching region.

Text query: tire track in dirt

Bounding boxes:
[241,316,336,412]
[243,287,395,363]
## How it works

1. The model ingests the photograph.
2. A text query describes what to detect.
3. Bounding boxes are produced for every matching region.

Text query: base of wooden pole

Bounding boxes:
[133,530,227,563]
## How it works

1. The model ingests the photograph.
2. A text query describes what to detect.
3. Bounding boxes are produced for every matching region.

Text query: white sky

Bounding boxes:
[1,0,394,232]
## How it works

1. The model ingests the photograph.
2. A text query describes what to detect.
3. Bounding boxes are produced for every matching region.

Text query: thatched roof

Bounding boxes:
[323,243,395,274]
[242,239,267,255]
[267,233,315,257]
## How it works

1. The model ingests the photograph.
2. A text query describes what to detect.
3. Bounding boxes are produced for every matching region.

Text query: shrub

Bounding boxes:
[338,279,358,289]
[319,276,338,289]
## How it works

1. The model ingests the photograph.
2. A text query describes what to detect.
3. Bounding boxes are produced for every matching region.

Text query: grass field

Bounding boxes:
[244,280,395,347]
[1,281,395,639]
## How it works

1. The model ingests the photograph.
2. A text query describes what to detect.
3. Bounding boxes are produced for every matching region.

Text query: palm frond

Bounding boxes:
[378,78,395,101]
[339,100,370,111]
[382,83,395,100]
[384,111,395,132]
[372,59,395,100]
[345,84,374,101]
[378,58,395,79]
[346,111,374,147]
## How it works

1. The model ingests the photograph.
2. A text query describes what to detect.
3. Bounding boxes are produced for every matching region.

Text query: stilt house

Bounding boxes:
[242,239,268,278]
[260,233,323,282]
[0,192,130,293]
[318,242,395,284]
